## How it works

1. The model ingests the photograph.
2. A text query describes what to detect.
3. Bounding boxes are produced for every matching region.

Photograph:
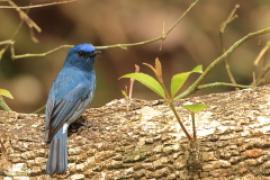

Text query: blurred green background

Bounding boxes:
[0,0,270,112]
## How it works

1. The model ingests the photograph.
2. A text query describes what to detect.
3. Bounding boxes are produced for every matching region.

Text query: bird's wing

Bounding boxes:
[45,83,91,143]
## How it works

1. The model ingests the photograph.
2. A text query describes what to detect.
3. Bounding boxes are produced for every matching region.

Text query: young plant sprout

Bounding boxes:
[120,58,205,141]
[182,103,208,141]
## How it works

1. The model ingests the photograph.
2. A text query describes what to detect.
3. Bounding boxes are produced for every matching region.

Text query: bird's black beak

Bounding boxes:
[89,50,102,58]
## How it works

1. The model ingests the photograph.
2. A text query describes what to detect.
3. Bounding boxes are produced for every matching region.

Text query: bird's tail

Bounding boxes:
[46,127,68,175]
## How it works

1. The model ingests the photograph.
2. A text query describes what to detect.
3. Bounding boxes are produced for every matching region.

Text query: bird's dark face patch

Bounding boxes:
[77,50,98,59]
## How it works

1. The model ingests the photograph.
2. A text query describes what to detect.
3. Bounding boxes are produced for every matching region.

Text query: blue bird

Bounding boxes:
[45,43,99,174]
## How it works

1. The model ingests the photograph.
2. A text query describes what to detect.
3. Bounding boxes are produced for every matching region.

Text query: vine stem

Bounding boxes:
[219,4,240,89]
[191,112,196,141]
[176,27,270,99]
[197,82,250,90]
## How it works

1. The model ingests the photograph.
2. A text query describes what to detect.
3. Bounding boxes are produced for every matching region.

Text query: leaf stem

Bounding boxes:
[191,112,196,141]
[169,102,192,140]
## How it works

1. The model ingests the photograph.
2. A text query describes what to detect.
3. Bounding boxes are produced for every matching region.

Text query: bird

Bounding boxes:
[45,43,99,174]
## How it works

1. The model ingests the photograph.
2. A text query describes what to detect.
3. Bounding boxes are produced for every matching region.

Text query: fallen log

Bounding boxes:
[1,85,270,179]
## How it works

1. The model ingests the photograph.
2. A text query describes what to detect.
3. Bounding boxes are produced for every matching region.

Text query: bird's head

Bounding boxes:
[65,43,100,71]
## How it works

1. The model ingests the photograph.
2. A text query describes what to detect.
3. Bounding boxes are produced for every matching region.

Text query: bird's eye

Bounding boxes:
[78,51,85,58]
[77,50,98,59]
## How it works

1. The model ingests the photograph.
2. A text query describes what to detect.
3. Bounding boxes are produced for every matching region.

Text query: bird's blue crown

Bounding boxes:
[72,43,96,53]
[65,43,98,71]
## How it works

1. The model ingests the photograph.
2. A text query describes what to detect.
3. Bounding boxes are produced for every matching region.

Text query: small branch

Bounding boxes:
[197,82,250,90]
[224,57,238,88]
[0,0,78,9]
[10,0,200,59]
[7,0,41,33]
[0,18,23,60]
[252,40,270,86]
[0,1,41,60]
[254,41,270,66]
[166,0,199,37]
[33,105,45,114]
[252,41,270,86]
[96,0,200,50]
[256,64,270,86]
[251,72,257,86]
[219,4,240,89]
[10,44,73,59]
[219,4,240,35]
[159,21,166,51]
[0,40,14,46]
[96,36,163,50]
[176,27,270,99]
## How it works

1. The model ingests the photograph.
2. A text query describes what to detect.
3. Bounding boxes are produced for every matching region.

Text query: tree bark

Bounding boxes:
[1,85,270,179]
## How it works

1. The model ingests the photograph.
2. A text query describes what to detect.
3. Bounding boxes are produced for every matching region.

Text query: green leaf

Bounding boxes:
[170,65,203,98]
[120,72,165,98]
[0,88,14,99]
[182,103,207,113]
[191,65,203,73]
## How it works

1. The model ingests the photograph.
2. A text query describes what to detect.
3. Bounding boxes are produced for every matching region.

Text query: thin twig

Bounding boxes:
[95,0,200,50]
[0,1,41,60]
[33,105,46,114]
[0,40,14,46]
[0,21,23,60]
[0,1,38,111]
[254,41,270,66]
[219,4,240,35]
[7,0,41,33]
[10,44,73,59]
[10,0,200,59]
[219,4,240,89]
[176,27,270,99]
[252,41,270,86]
[0,0,78,9]
[256,64,270,86]
[159,21,166,51]
[251,72,257,87]
[197,82,250,90]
